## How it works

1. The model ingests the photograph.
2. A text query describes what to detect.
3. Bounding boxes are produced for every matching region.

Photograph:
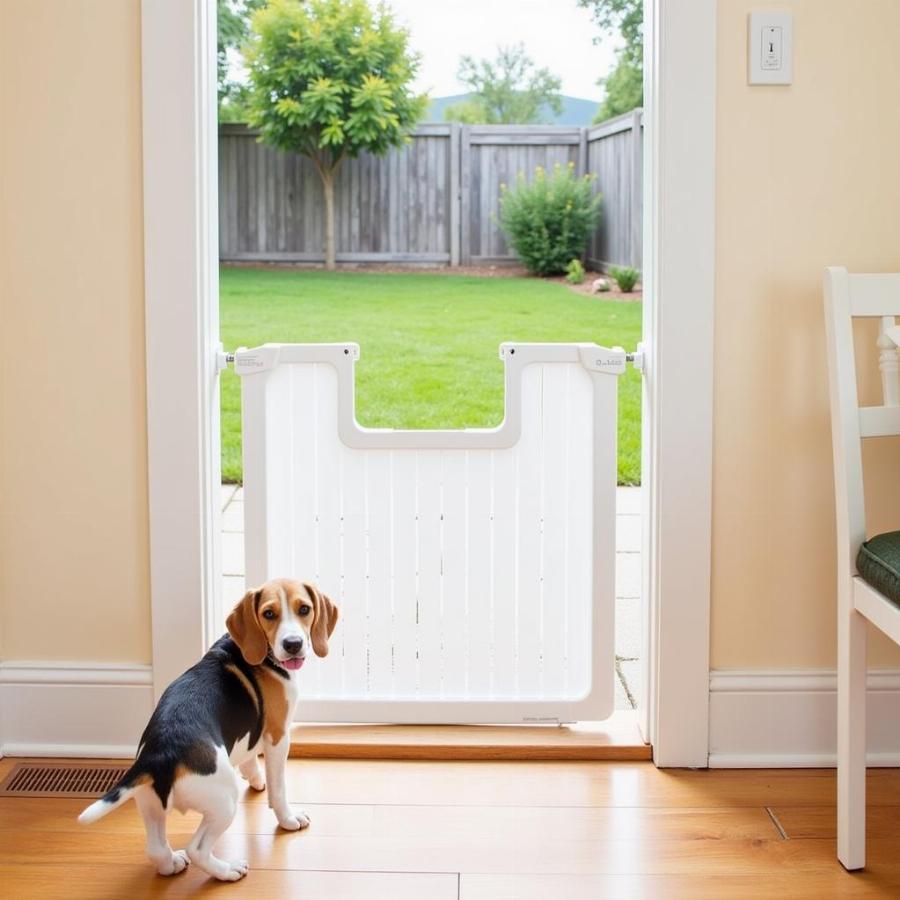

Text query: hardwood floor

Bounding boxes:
[2,756,900,898]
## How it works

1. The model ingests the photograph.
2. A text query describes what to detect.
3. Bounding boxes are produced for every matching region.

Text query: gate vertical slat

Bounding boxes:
[441,452,468,696]
[490,446,517,698]
[313,364,344,697]
[391,455,418,696]
[564,365,595,696]
[540,364,570,695]
[465,452,492,695]
[416,452,443,695]
[515,364,544,696]
[339,439,367,693]
[366,450,394,696]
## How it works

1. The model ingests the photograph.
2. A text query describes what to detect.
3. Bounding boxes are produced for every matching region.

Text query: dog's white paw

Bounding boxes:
[276,808,311,831]
[215,859,250,882]
[158,849,190,876]
[246,773,266,792]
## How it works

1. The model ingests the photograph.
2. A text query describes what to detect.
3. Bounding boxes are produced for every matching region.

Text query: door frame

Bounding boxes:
[141,0,715,766]
[141,0,223,698]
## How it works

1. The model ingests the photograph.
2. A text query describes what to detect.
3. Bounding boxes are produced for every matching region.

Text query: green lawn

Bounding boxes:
[220,268,642,484]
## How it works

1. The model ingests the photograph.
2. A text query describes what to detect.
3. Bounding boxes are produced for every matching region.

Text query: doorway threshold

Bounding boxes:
[289,710,649,762]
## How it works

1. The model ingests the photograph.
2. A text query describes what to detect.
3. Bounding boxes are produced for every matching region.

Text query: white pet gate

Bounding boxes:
[236,341,629,723]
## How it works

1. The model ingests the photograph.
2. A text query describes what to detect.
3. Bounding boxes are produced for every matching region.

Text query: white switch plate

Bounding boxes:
[748,11,793,84]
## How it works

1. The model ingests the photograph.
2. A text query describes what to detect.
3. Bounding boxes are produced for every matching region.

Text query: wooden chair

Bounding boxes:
[824,267,900,871]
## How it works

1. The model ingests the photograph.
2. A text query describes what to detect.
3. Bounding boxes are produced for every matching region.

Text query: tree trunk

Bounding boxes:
[321,169,336,271]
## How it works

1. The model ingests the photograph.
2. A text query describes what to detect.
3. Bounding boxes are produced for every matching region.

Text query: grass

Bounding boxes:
[220,267,642,484]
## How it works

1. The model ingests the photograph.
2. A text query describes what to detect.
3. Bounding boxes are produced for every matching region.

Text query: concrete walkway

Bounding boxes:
[221,485,641,711]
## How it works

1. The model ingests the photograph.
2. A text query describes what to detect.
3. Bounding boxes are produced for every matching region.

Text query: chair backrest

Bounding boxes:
[824,267,900,580]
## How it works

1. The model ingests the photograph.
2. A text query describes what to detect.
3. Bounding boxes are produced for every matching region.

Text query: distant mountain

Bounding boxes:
[425,93,600,126]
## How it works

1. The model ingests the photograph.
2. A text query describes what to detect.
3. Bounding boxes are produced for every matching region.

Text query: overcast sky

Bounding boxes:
[385,0,618,100]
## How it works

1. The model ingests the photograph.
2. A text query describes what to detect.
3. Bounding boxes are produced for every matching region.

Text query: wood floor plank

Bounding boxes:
[5,828,900,877]
[461,871,900,900]
[0,864,456,900]
[0,797,779,841]
[772,805,900,839]
[241,759,900,809]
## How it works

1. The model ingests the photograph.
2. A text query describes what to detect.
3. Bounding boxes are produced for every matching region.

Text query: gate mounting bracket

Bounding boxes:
[626,341,646,372]
[215,342,235,372]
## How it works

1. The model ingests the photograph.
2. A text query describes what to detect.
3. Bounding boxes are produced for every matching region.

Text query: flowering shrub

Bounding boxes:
[499,162,601,276]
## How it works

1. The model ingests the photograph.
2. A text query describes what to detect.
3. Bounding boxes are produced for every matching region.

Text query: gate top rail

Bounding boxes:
[235,342,625,451]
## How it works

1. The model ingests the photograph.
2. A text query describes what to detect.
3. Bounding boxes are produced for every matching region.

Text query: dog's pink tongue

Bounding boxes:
[282,657,305,671]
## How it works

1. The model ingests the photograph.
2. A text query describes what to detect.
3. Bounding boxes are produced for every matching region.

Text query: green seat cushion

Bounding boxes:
[857,531,900,605]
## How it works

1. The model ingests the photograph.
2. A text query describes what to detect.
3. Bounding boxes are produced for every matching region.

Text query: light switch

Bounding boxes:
[748,12,793,85]
[761,26,782,70]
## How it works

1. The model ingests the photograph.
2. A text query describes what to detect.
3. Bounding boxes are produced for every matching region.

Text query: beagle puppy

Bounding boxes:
[78,578,339,882]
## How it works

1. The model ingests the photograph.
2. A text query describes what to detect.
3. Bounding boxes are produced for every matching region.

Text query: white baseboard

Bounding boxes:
[709,668,900,767]
[0,662,152,758]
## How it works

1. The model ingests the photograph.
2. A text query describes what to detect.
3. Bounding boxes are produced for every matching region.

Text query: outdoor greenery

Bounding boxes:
[443,44,562,125]
[217,0,264,122]
[565,258,586,284]
[220,268,642,484]
[609,265,640,292]
[579,0,643,122]
[243,0,427,269]
[499,162,602,276]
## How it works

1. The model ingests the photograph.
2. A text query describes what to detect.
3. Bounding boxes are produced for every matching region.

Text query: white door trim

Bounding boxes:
[141,0,223,700]
[639,0,716,766]
[140,0,716,765]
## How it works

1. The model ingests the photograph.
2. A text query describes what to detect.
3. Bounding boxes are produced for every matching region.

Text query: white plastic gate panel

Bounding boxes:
[236,342,624,723]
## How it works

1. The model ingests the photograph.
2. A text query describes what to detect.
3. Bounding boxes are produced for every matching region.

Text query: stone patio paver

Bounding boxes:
[221,499,244,533]
[615,597,641,660]
[614,551,641,599]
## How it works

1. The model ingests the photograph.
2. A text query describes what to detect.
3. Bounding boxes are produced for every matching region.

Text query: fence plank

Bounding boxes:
[218,118,642,270]
[459,125,471,265]
[449,123,460,266]
[587,111,643,272]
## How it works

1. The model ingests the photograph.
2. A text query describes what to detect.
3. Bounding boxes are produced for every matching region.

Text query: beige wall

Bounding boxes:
[0,0,150,663]
[712,0,900,669]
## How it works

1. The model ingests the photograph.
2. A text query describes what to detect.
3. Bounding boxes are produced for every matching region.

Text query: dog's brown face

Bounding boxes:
[226,578,339,669]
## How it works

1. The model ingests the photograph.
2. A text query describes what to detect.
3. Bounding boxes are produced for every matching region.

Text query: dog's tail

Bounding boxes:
[77,763,149,824]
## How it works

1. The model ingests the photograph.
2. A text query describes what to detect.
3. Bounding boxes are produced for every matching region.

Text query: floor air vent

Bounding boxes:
[0,761,129,798]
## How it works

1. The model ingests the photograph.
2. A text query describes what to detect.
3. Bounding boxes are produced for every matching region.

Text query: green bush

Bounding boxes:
[609,265,640,292]
[499,162,601,276]
[565,258,585,284]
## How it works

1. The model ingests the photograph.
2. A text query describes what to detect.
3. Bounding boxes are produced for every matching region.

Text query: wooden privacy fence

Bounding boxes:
[219,110,643,270]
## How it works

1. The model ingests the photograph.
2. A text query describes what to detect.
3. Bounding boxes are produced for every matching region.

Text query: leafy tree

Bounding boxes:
[444,44,562,125]
[244,0,427,269]
[593,56,642,123]
[217,0,265,122]
[578,0,644,122]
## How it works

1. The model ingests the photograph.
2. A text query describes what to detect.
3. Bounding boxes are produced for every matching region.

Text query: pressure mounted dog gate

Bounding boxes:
[236,342,627,723]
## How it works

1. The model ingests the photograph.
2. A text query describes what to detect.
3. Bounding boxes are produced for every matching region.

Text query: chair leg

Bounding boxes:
[837,602,867,871]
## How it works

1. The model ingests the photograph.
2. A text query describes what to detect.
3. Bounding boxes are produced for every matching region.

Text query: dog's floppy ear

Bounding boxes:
[226,588,267,665]
[305,582,339,658]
